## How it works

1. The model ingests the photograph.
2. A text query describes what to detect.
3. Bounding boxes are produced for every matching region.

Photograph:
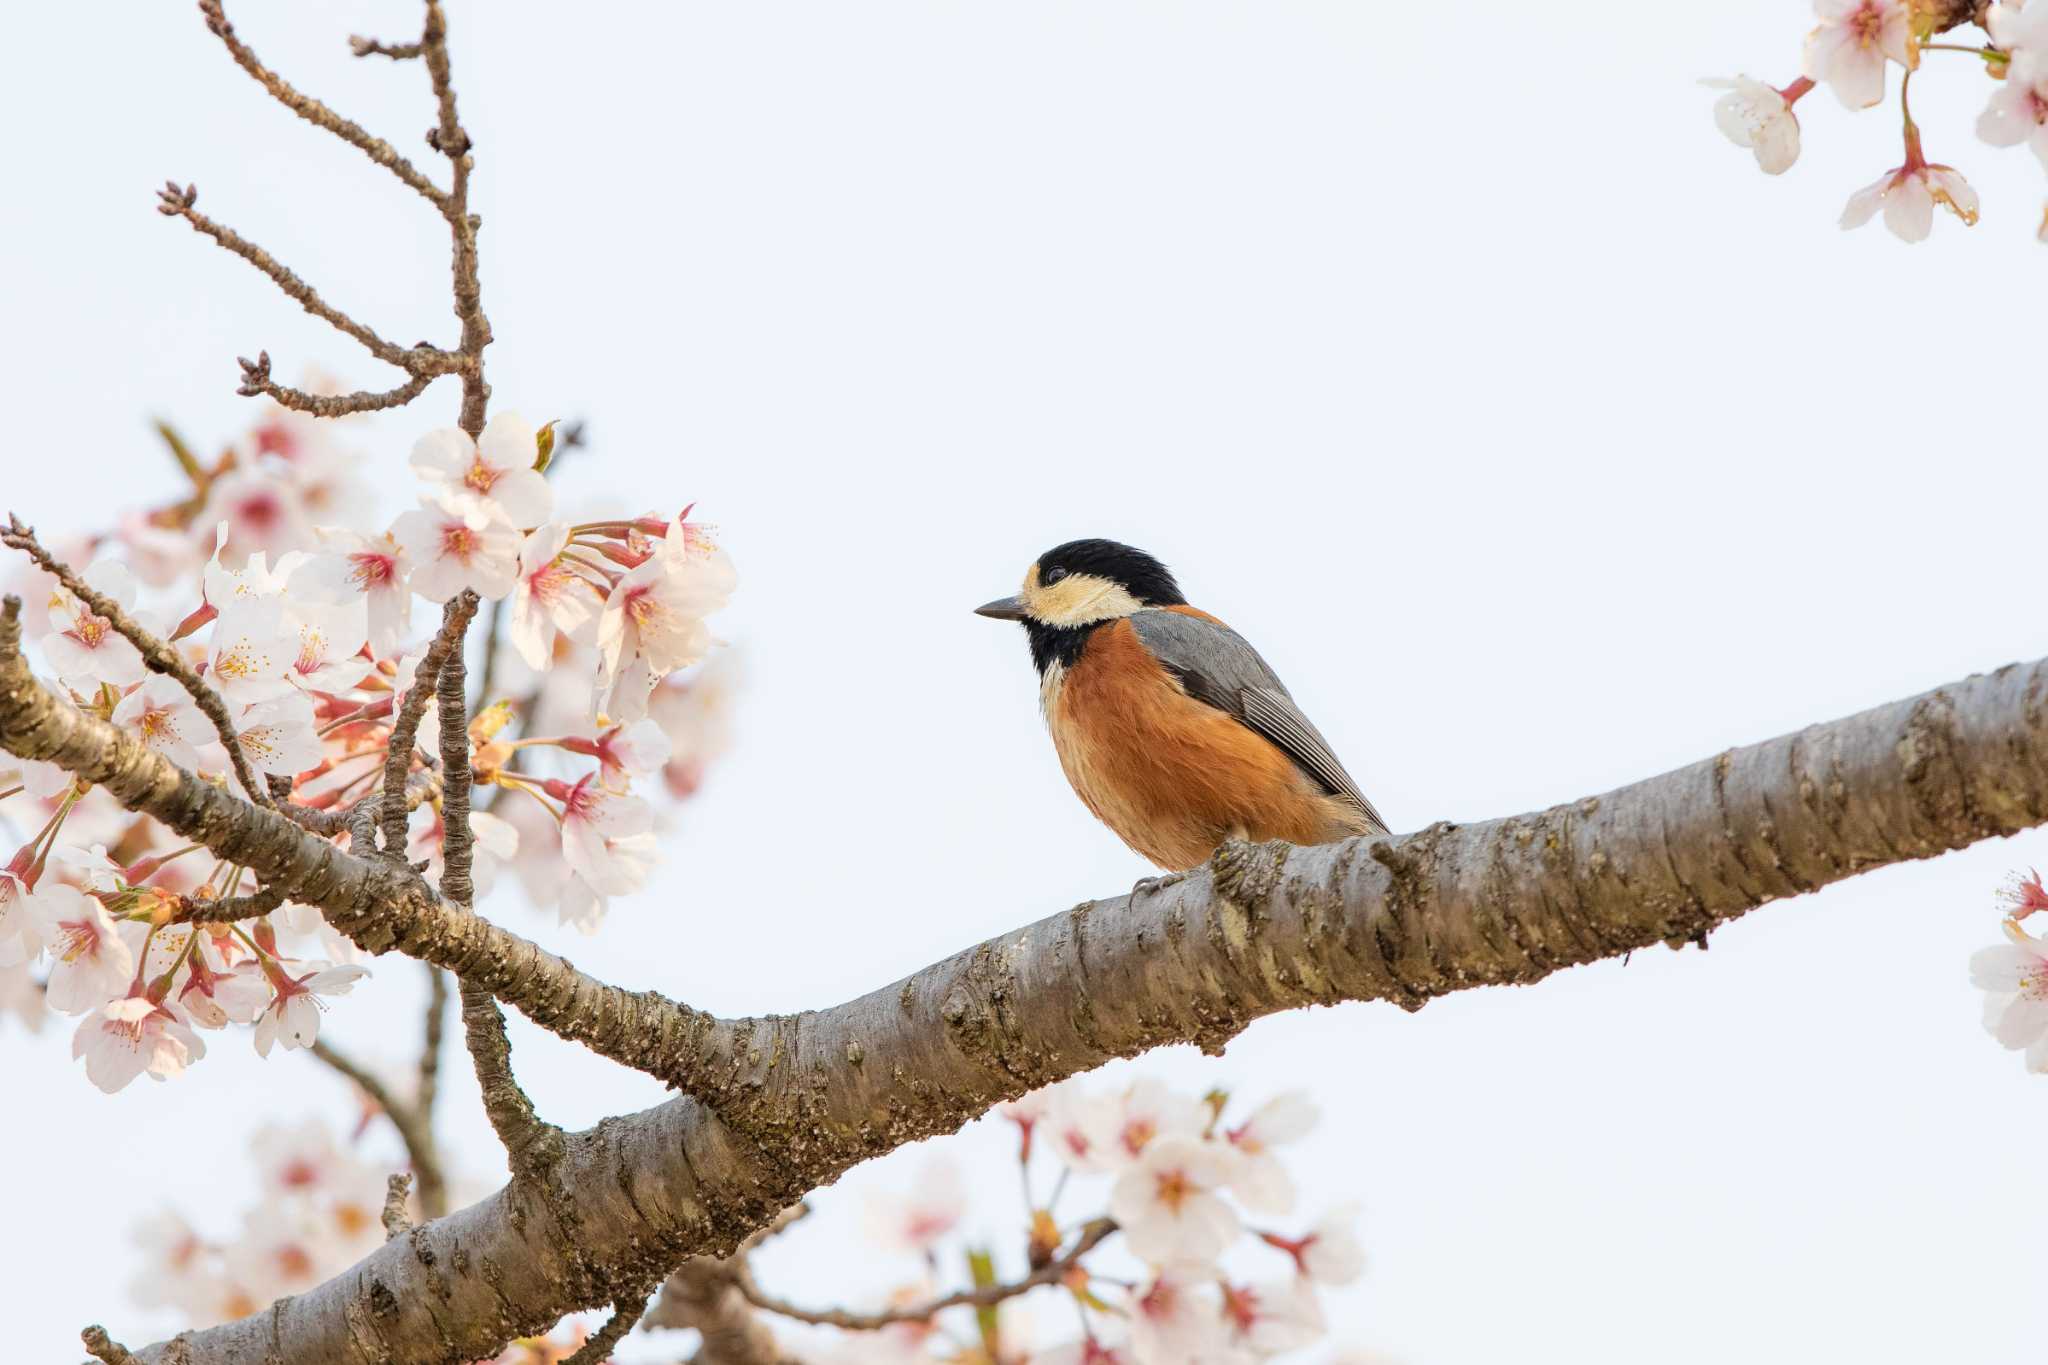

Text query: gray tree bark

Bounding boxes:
[7,599,2040,1364]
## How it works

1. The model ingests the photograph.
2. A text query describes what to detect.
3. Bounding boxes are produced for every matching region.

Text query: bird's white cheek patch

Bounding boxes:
[1038,662,1066,720]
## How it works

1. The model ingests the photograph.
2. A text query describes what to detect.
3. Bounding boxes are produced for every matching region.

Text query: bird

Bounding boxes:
[975,538,1387,878]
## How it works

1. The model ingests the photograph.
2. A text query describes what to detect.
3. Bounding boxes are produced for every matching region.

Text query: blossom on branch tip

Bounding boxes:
[38,885,134,1013]
[509,523,598,669]
[1262,1204,1367,1286]
[1998,868,2048,920]
[1802,0,1913,109]
[1219,1277,1326,1357]
[1223,1090,1317,1215]
[297,530,413,658]
[1972,918,2048,1069]
[593,513,735,723]
[410,412,555,530]
[1988,0,2048,54]
[43,560,147,688]
[1704,76,1809,174]
[1978,54,2048,170]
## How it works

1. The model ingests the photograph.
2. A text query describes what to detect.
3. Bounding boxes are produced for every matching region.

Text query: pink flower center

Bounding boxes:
[277,1158,321,1189]
[348,552,394,589]
[623,585,660,631]
[72,612,110,648]
[1153,1166,1191,1213]
[252,420,297,458]
[463,457,502,495]
[54,917,103,964]
[236,492,283,533]
[1120,1116,1157,1156]
[440,524,478,563]
[1850,2,1884,44]
[295,628,327,674]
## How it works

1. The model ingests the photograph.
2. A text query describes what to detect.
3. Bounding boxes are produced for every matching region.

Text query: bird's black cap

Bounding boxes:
[1036,539,1186,607]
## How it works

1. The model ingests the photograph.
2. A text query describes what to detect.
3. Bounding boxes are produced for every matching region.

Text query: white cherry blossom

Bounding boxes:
[1108,1135,1241,1266]
[43,561,147,687]
[862,1158,967,1256]
[392,499,520,602]
[237,692,325,780]
[201,468,314,567]
[1128,1271,1233,1364]
[508,523,599,669]
[1801,0,1912,110]
[208,597,297,706]
[72,995,205,1092]
[1972,918,2048,1069]
[594,516,736,721]
[284,597,373,693]
[1271,1204,1367,1286]
[39,885,135,1013]
[1219,1277,1325,1357]
[1704,76,1807,175]
[113,674,213,770]
[296,531,413,658]
[0,871,46,966]
[1840,138,1979,243]
[1978,54,2048,170]
[252,961,370,1056]
[1224,1091,1317,1215]
[409,412,554,529]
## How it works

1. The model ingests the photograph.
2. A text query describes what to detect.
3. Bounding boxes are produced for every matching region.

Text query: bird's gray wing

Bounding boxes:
[1130,609,1388,834]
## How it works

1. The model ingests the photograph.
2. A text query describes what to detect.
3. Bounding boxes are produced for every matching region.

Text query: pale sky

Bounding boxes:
[4,2,2046,1362]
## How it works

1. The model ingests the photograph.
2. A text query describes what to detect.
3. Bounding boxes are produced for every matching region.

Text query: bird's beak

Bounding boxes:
[974,595,1027,622]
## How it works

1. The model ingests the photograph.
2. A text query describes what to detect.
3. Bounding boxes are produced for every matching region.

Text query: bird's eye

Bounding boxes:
[1041,566,1068,586]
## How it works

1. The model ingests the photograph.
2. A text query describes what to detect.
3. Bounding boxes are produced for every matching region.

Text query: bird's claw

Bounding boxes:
[1131,871,1188,900]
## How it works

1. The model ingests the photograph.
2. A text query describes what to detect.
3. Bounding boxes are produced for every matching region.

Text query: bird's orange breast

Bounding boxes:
[1045,616,1352,871]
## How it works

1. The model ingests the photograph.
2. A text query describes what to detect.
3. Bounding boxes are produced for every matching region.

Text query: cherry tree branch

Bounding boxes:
[5,589,2035,1360]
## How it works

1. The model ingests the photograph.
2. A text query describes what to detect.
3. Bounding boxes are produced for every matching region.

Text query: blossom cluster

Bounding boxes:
[1708,0,2048,241]
[788,1078,1368,1365]
[0,401,737,1092]
[1971,868,2048,1070]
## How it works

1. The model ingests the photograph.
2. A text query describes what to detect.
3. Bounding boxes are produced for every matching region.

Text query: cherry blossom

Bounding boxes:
[508,523,599,669]
[1108,1135,1241,1266]
[594,514,736,721]
[283,597,373,693]
[1128,1271,1232,1364]
[0,960,47,1033]
[544,774,658,928]
[1103,1077,1208,1167]
[209,597,297,706]
[1263,1204,1366,1286]
[1978,53,2048,169]
[1802,0,1912,110]
[410,412,555,529]
[1998,868,2048,920]
[409,806,519,899]
[1224,1091,1318,1214]
[251,961,370,1056]
[393,498,521,602]
[1988,0,2048,54]
[38,885,135,1013]
[42,560,148,687]
[1219,1278,1325,1357]
[863,1157,967,1256]
[114,674,215,770]
[1840,128,1979,242]
[0,870,46,966]
[1972,918,2048,1069]
[238,692,325,779]
[296,530,413,658]
[72,995,206,1092]
[202,523,304,607]
[201,467,314,567]
[1704,75,1810,174]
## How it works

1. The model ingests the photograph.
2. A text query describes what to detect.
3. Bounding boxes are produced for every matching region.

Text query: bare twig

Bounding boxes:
[458,977,564,1181]
[81,1326,134,1365]
[197,0,448,208]
[283,771,437,838]
[0,517,271,807]
[307,1039,447,1215]
[561,1286,655,1365]
[154,183,427,370]
[416,965,449,1216]
[233,352,434,416]
[351,34,423,60]
[382,596,477,855]
[382,1172,415,1240]
[420,0,492,436]
[735,1219,1116,1331]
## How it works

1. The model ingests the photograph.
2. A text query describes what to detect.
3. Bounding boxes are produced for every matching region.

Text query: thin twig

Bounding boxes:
[283,771,437,838]
[381,1172,414,1240]
[381,596,476,855]
[154,183,421,368]
[458,978,565,1180]
[416,964,449,1217]
[197,0,448,208]
[736,1219,1117,1331]
[350,34,423,60]
[561,1285,655,1365]
[234,352,434,416]
[421,0,492,436]
[0,517,271,807]
[80,1326,133,1365]
[306,1039,447,1213]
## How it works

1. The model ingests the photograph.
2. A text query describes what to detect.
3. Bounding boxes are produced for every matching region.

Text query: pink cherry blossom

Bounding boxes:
[1999,868,2048,920]
[1108,1135,1241,1266]
[252,961,370,1056]
[1263,1204,1366,1286]
[1104,1078,1207,1166]
[38,885,135,1013]
[1979,53,2048,170]
[1129,1270,1232,1363]
[548,775,657,928]
[201,468,314,566]
[1219,1277,1325,1357]
[208,598,297,706]
[0,870,47,966]
[392,499,521,602]
[284,598,372,693]
[1971,919,2048,1070]
[1801,0,1912,110]
[409,412,555,529]
[202,522,305,606]
[1988,0,2048,54]
[72,995,206,1092]
[508,523,599,669]
[408,806,519,900]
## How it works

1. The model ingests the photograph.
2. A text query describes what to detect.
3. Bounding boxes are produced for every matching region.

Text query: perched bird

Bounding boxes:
[976,538,1387,874]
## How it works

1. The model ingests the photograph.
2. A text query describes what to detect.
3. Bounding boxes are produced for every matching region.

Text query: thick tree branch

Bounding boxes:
[39,631,2044,1363]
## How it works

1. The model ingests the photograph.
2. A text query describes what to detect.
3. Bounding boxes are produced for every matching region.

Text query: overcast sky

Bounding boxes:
[5,1,2047,1361]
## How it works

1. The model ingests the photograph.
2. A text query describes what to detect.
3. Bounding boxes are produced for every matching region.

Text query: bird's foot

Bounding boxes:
[1131,870,1189,900]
